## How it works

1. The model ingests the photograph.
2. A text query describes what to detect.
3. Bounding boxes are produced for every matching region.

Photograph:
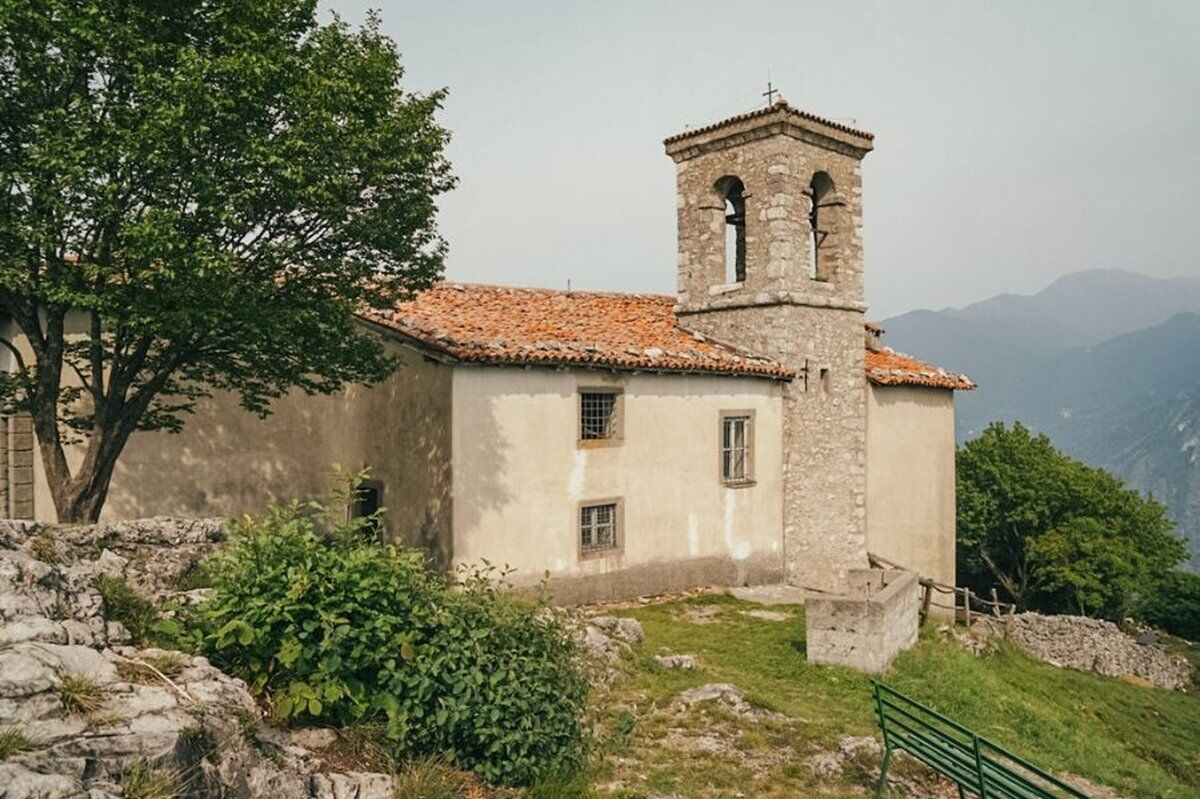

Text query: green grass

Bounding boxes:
[94,574,162,645]
[122,759,179,799]
[58,674,104,715]
[578,592,1200,799]
[0,728,33,760]
[391,756,474,799]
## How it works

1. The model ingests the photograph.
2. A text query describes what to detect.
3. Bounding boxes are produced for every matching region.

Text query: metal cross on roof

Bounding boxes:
[762,80,779,106]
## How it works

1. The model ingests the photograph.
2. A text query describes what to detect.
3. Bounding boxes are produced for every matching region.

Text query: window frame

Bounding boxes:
[578,498,624,559]
[719,409,756,487]
[577,387,624,447]
[350,478,385,538]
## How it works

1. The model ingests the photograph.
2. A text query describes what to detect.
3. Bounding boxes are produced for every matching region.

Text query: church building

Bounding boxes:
[9,101,973,601]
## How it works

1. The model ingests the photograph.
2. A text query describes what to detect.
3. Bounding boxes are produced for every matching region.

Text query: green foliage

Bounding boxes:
[94,575,161,646]
[0,1,454,522]
[1027,517,1141,617]
[58,674,104,714]
[192,489,588,787]
[956,422,1186,616]
[1135,570,1200,641]
[0,728,32,760]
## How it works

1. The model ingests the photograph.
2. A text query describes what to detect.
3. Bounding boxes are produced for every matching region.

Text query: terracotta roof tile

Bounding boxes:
[360,283,971,390]
[361,283,794,380]
[865,347,975,390]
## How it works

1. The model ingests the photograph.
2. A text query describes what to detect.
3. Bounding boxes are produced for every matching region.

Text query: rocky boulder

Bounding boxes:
[0,520,393,799]
[0,517,225,602]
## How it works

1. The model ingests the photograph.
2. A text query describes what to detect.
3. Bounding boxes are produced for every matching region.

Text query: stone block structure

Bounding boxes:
[805,567,920,673]
[665,102,875,591]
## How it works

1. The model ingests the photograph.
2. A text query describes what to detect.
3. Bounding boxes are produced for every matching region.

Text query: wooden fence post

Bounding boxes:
[963,588,973,628]
[921,583,933,623]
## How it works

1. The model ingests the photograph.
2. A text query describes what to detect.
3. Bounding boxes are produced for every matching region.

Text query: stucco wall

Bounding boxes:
[450,366,785,602]
[864,383,957,587]
[28,337,454,563]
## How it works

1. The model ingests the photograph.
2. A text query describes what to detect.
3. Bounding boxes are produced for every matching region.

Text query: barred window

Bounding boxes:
[721,413,753,483]
[580,391,618,440]
[580,502,618,553]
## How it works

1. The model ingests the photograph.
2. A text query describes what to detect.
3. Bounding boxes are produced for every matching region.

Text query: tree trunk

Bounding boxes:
[38,435,115,523]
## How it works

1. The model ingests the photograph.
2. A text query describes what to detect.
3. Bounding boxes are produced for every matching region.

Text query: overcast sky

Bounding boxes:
[325,1,1200,319]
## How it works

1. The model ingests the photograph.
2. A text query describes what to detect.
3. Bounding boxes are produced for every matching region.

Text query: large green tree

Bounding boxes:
[0,1,454,521]
[957,422,1185,618]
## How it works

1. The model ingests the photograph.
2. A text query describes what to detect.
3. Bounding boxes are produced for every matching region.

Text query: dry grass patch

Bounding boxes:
[122,759,179,799]
[58,674,104,714]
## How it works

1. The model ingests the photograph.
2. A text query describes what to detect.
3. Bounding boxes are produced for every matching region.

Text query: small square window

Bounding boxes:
[720,412,754,485]
[580,502,619,554]
[579,390,620,441]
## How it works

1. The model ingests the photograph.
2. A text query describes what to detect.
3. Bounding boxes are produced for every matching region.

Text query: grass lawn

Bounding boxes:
[556,592,1200,799]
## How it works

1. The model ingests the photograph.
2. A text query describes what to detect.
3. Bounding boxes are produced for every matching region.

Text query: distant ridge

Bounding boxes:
[882,270,1200,571]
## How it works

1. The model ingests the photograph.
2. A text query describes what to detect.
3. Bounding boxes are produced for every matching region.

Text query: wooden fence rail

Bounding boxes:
[867,552,1017,633]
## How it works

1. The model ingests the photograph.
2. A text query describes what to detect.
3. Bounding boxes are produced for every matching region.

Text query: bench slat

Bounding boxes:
[872,682,1091,799]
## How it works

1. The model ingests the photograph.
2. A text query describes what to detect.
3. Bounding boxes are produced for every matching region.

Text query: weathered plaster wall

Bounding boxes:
[864,384,957,588]
[450,366,785,603]
[668,108,872,592]
[27,336,454,563]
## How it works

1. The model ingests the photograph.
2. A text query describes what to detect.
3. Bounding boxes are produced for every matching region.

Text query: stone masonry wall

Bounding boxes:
[668,106,871,591]
[805,568,920,674]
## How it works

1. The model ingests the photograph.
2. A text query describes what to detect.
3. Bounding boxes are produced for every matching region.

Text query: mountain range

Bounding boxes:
[881,269,1200,570]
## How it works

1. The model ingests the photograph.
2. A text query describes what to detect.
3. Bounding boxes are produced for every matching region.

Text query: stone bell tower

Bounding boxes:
[664,99,875,591]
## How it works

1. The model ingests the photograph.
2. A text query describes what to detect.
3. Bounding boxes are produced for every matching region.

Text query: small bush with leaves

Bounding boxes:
[193,478,588,786]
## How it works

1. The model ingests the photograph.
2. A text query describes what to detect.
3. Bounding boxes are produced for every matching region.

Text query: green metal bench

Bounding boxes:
[872,683,1091,798]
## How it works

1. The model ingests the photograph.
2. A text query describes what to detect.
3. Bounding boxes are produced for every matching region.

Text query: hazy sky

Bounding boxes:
[325,1,1200,319]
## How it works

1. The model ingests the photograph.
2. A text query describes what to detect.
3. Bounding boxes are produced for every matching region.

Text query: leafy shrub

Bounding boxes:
[957,422,1187,617]
[1135,570,1200,641]
[192,489,588,786]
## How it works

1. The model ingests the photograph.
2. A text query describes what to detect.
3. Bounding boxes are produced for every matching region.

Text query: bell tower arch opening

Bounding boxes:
[716,176,747,284]
[808,170,843,281]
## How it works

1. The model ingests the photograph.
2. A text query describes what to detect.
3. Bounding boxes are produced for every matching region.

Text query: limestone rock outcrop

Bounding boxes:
[0,520,393,799]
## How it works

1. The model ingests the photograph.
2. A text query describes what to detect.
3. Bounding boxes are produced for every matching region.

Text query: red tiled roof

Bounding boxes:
[361,283,794,380]
[865,347,975,391]
[360,283,971,390]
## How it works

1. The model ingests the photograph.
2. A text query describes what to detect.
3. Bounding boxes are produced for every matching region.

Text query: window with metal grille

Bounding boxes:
[580,502,618,553]
[721,414,751,483]
[579,391,617,440]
